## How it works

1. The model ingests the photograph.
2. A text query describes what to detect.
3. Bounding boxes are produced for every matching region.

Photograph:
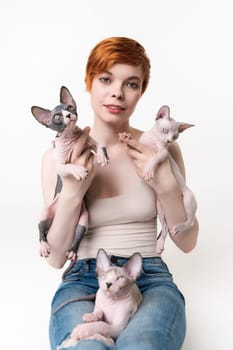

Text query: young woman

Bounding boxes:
[42,37,199,350]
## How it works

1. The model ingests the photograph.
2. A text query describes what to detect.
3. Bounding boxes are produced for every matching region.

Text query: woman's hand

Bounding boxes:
[121,136,176,194]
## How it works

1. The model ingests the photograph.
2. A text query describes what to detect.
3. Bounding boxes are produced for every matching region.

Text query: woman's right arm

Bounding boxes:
[41,127,95,268]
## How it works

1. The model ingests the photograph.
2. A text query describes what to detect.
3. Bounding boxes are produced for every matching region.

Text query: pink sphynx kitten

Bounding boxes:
[58,248,143,348]
[31,86,109,260]
[119,105,197,253]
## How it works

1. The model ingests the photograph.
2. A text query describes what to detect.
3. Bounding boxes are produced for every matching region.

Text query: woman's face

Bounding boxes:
[90,63,144,127]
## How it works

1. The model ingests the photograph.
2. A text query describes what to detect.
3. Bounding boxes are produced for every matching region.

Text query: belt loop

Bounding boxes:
[110,256,118,264]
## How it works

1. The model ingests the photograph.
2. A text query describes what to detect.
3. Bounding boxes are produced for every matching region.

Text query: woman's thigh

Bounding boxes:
[49,284,92,348]
[49,259,116,350]
[50,284,116,350]
[115,256,186,350]
[116,285,186,350]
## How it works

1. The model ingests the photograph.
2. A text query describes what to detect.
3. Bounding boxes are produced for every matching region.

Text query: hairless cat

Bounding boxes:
[31,86,109,260]
[119,105,197,253]
[58,248,143,348]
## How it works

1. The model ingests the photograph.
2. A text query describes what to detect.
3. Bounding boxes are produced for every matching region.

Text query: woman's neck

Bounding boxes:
[90,119,130,146]
[90,117,141,146]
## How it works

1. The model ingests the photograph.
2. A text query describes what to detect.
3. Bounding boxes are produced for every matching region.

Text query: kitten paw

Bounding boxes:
[83,311,103,322]
[96,147,109,167]
[119,132,132,142]
[171,223,188,236]
[155,240,165,254]
[39,242,51,258]
[66,250,77,261]
[73,166,89,181]
[143,170,154,182]
[83,313,98,322]
[71,323,92,339]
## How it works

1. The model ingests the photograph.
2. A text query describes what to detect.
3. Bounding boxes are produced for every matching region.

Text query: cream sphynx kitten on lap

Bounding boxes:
[59,248,142,348]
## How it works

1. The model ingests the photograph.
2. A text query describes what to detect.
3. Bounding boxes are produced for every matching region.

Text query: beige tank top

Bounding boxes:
[77,179,159,259]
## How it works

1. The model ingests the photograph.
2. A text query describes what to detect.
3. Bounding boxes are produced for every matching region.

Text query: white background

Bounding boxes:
[1,0,232,349]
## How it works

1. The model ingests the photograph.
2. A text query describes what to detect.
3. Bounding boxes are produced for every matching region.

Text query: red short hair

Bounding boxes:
[85,37,151,94]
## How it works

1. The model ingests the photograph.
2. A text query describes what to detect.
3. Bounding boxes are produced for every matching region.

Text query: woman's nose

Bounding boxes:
[111,86,124,100]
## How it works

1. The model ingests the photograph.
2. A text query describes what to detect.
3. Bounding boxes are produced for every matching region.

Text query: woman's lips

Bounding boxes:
[104,104,125,114]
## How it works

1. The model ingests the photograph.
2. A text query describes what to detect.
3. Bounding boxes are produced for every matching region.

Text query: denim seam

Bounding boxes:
[52,294,95,316]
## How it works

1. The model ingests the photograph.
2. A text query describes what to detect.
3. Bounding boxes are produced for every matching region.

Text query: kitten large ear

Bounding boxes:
[156,105,170,120]
[31,106,51,127]
[96,249,112,274]
[124,252,142,280]
[177,122,195,133]
[60,86,77,109]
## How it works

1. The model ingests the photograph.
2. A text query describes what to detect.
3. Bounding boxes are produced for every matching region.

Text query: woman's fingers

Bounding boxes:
[76,148,93,166]
[123,137,156,162]
[126,147,144,160]
[120,136,147,154]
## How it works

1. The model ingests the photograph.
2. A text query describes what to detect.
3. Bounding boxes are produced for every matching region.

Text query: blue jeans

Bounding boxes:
[49,256,186,350]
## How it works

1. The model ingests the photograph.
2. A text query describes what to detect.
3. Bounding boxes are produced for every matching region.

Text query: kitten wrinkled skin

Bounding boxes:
[119,105,197,253]
[31,87,109,260]
[58,249,143,348]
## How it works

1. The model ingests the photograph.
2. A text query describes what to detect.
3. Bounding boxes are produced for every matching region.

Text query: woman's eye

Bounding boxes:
[127,82,140,90]
[99,77,111,84]
[163,128,169,134]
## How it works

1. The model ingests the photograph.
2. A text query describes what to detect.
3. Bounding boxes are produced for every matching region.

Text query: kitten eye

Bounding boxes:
[53,114,62,121]
[67,105,75,112]
[117,275,124,281]
[127,81,140,90]
[163,128,169,134]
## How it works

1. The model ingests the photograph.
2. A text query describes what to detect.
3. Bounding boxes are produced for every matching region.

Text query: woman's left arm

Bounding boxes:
[123,138,199,253]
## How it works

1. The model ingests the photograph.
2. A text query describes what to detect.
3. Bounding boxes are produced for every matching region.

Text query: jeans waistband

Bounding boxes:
[109,255,162,265]
[77,255,163,267]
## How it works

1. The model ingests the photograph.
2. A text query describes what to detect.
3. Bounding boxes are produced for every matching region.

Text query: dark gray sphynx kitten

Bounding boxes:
[31,86,109,261]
